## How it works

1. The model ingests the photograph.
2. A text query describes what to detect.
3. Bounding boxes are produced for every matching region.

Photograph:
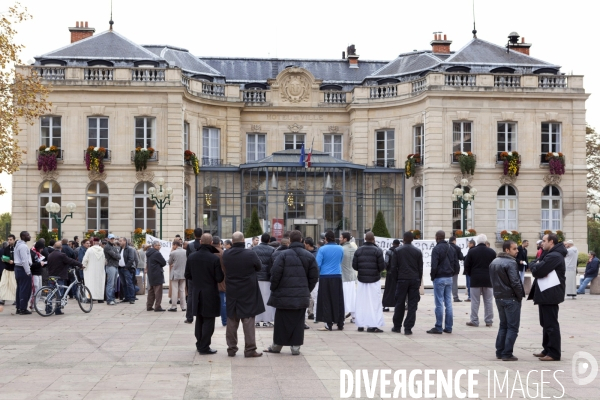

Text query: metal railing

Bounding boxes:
[130,151,159,162]
[131,68,165,82]
[83,149,112,161]
[36,149,64,160]
[373,159,396,168]
[451,153,476,163]
[445,74,476,87]
[496,153,521,163]
[201,158,226,166]
[540,153,565,164]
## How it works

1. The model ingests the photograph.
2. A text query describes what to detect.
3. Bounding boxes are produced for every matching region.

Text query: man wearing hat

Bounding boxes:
[103,234,121,305]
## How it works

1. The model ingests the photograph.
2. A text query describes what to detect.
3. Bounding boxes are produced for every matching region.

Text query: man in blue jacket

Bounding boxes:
[427,230,458,334]
[577,251,599,294]
[315,230,345,331]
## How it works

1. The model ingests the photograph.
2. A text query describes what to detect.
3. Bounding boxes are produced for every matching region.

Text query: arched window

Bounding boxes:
[497,185,517,233]
[134,182,156,231]
[245,190,266,220]
[285,190,305,220]
[452,185,473,233]
[542,185,562,231]
[413,186,423,232]
[375,188,395,236]
[87,182,109,231]
[203,186,220,235]
[324,191,344,234]
[39,180,61,230]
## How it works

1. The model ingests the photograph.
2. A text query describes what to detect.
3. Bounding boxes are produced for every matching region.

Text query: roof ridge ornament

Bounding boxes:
[109,0,114,31]
[472,0,477,38]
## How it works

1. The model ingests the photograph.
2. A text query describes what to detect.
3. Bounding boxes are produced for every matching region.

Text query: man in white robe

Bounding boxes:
[564,240,578,298]
[340,232,356,323]
[82,238,107,302]
[352,232,385,332]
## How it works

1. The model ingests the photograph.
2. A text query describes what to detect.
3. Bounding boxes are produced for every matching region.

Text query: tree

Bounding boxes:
[0,3,51,196]
[588,218,600,255]
[371,210,391,238]
[0,212,10,241]
[587,125,600,207]
[245,208,263,238]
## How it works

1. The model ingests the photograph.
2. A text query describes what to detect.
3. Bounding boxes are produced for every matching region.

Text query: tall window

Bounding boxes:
[134,182,156,231]
[497,185,517,232]
[284,134,305,150]
[497,122,517,159]
[413,125,424,162]
[324,191,344,233]
[324,134,342,158]
[413,186,423,232]
[541,123,561,154]
[87,182,109,231]
[183,121,190,151]
[247,134,266,161]
[375,187,395,236]
[39,180,61,230]
[245,190,267,220]
[40,116,62,148]
[376,130,394,167]
[452,185,473,233]
[88,117,109,149]
[202,128,220,163]
[542,185,562,231]
[135,117,154,148]
[452,122,472,153]
[203,186,220,234]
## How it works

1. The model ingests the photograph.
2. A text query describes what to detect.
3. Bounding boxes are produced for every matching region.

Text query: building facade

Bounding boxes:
[12,23,589,249]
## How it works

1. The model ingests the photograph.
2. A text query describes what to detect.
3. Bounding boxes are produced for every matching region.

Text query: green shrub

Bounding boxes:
[244,208,263,238]
[372,210,391,238]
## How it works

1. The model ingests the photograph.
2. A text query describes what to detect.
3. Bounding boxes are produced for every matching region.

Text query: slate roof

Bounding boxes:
[143,45,222,76]
[369,51,441,78]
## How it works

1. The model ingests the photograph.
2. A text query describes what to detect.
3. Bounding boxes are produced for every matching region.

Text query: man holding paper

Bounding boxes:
[527,233,567,361]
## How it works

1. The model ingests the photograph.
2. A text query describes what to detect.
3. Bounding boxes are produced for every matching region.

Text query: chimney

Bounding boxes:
[69,21,95,43]
[346,44,359,68]
[430,33,452,54]
[510,36,532,56]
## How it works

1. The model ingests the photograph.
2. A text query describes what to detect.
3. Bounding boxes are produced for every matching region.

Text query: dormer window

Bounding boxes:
[192,74,214,82]
[320,84,343,91]
[133,60,159,68]
[87,60,114,67]
[377,78,400,85]
[446,66,471,73]
[40,59,67,67]
[490,67,515,74]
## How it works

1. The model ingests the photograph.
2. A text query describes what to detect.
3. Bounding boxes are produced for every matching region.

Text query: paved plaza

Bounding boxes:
[0,290,599,400]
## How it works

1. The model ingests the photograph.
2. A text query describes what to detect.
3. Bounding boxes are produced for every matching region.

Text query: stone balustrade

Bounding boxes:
[322,91,348,104]
[538,75,567,88]
[131,68,165,82]
[242,88,267,103]
[84,68,113,81]
[202,82,225,97]
[494,75,520,88]
[412,78,427,93]
[445,74,476,87]
[35,67,65,80]
[369,84,398,99]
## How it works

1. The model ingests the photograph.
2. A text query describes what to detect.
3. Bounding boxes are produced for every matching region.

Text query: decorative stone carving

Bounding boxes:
[138,106,152,116]
[453,174,473,185]
[40,170,59,181]
[456,111,470,120]
[413,114,424,125]
[281,73,311,103]
[288,123,303,133]
[136,171,155,182]
[328,125,339,133]
[501,111,515,121]
[543,174,562,185]
[88,170,107,182]
[184,175,191,186]
[90,106,106,115]
[499,174,516,185]
[251,124,261,132]
[204,117,218,127]
[412,175,423,187]
[545,112,559,121]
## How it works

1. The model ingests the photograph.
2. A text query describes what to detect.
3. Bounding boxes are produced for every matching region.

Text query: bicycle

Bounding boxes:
[33,268,93,316]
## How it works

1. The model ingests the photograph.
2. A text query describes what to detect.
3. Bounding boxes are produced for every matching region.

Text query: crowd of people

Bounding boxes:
[1,227,599,362]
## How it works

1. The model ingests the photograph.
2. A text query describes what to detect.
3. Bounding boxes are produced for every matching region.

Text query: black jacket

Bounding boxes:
[146,248,166,286]
[272,244,289,265]
[527,242,567,305]
[268,242,319,309]
[186,239,201,257]
[393,243,423,281]
[489,252,525,301]
[104,242,121,268]
[2,245,15,271]
[450,242,464,275]
[119,246,136,269]
[222,242,265,318]
[352,242,385,283]
[516,245,528,272]
[62,244,76,260]
[184,244,224,317]
[252,242,275,281]
[464,243,497,287]
[430,241,458,280]
[584,257,599,279]
[30,249,42,276]
[47,250,83,280]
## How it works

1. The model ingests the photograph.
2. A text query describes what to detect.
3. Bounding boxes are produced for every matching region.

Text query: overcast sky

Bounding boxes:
[0,0,595,214]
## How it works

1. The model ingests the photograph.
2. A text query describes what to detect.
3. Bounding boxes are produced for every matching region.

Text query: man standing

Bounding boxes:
[448,237,464,302]
[304,237,317,320]
[185,233,224,354]
[464,234,497,328]
[14,232,33,315]
[47,241,83,315]
[427,230,458,334]
[489,240,525,361]
[253,233,275,328]
[265,230,319,355]
[382,239,400,312]
[168,241,187,312]
[146,241,167,312]
[564,240,579,297]
[516,240,529,284]
[464,239,476,301]
[340,232,357,322]
[252,236,260,247]
[315,230,345,331]
[577,251,599,295]
[352,232,385,332]
[392,231,423,335]
[222,232,264,358]
[212,236,227,327]
[528,233,567,361]
[118,237,136,304]
[0,234,17,306]
[82,238,106,303]
[104,234,121,305]
[185,228,203,324]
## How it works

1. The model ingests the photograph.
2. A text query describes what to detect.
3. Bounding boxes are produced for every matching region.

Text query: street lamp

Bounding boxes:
[148,178,173,239]
[590,204,600,221]
[451,178,477,232]
[45,201,76,240]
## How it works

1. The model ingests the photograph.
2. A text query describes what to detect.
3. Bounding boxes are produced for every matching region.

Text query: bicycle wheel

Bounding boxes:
[33,286,59,317]
[76,284,93,313]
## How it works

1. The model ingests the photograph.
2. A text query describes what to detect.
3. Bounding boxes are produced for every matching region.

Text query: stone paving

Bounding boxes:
[1,290,599,399]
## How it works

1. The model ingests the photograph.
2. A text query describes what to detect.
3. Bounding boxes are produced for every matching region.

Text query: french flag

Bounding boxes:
[299,144,305,166]
[306,147,312,168]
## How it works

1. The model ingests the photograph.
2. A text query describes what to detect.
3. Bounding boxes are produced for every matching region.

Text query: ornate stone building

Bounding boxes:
[13,23,589,249]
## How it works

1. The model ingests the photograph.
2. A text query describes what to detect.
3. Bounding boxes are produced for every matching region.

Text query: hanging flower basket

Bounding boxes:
[541,229,566,242]
[455,228,477,238]
[134,147,155,171]
[545,152,565,175]
[37,145,60,172]
[404,154,421,179]
[184,228,194,240]
[500,151,520,177]
[410,229,421,239]
[454,151,476,175]
[85,146,106,172]
[500,230,522,245]
[133,228,154,248]
[84,229,108,241]
[184,150,200,175]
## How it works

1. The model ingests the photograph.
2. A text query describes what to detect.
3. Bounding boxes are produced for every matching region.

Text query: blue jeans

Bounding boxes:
[14,266,32,311]
[105,266,118,302]
[495,298,521,358]
[118,268,135,301]
[577,277,594,294]
[54,279,66,315]
[466,275,471,299]
[433,277,453,332]
[131,269,139,295]
[219,291,227,326]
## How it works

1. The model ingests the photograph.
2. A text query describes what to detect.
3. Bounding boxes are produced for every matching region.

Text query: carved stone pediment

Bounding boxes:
[454,174,474,185]
[88,171,107,182]
[545,112,559,121]
[136,171,155,182]
[270,67,316,104]
[412,175,423,187]
[456,111,470,120]
[328,125,339,133]
[499,175,517,185]
[501,111,515,121]
[288,123,303,133]
[90,106,106,115]
[251,124,261,132]
[40,170,59,181]
[543,174,562,185]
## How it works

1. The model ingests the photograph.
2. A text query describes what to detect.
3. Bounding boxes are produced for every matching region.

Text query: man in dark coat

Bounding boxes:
[185,233,224,355]
[47,241,83,315]
[265,230,319,355]
[252,233,275,327]
[392,231,423,335]
[222,231,265,358]
[145,241,167,312]
[449,236,464,302]
[528,233,567,361]
[184,228,202,323]
[382,239,400,311]
[516,240,529,283]
[464,234,497,327]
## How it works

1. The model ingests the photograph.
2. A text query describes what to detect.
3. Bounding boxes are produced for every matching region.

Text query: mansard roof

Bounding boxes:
[368,51,441,78]
[144,45,222,77]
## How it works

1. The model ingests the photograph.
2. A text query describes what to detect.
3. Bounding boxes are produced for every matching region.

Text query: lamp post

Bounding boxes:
[451,178,478,232]
[45,201,76,240]
[590,204,600,222]
[148,178,173,240]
